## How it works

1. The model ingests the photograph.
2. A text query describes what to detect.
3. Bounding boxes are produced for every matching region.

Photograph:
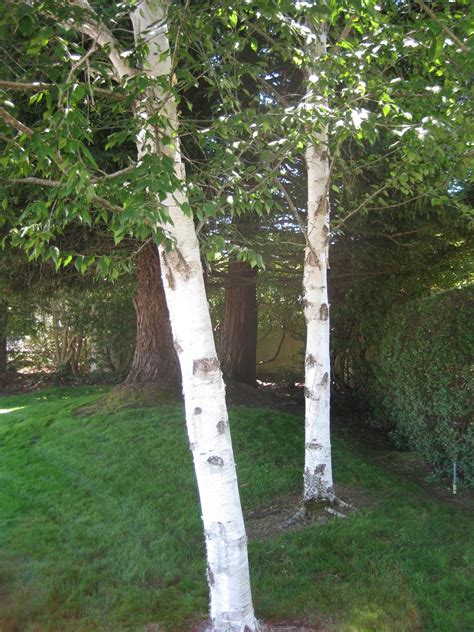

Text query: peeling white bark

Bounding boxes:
[131,2,258,629]
[303,21,334,502]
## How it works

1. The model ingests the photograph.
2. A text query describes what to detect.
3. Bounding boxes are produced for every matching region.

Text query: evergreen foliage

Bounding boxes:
[369,287,473,486]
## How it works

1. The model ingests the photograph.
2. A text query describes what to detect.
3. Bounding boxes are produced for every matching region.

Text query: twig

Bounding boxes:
[336,183,390,229]
[278,180,320,266]
[278,181,308,242]
[258,329,286,365]
[66,41,98,83]
[415,0,470,53]
[66,0,135,80]
[0,106,33,137]
[91,165,135,183]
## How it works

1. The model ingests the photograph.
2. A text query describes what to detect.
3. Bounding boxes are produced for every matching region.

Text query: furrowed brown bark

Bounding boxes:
[0,301,8,373]
[124,243,180,389]
[220,260,258,386]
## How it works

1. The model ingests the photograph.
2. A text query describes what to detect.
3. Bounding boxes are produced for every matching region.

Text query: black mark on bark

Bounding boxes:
[305,354,316,367]
[305,441,323,450]
[160,253,175,290]
[321,372,329,386]
[193,407,202,415]
[166,248,191,280]
[304,466,334,501]
[304,387,319,401]
[216,419,226,434]
[208,455,224,467]
[319,303,329,321]
[207,564,214,586]
[165,268,174,290]
[193,356,220,377]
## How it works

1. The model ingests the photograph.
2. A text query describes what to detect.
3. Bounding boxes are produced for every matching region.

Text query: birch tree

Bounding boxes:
[301,18,334,502]
[277,0,472,502]
[129,5,257,627]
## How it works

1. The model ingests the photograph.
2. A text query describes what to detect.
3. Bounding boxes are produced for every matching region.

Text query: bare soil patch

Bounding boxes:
[191,619,330,631]
[245,484,378,541]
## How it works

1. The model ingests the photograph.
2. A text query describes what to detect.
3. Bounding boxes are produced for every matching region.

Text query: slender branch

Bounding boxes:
[257,76,289,107]
[0,80,50,91]
[92,165,135,182]
[0,106,33,137]
[278,181,309,242]
[1,177,124,213]
[0,133,20,146]
[335,183,390,229]
[364,192,427,212]
[415,0,470,53]
[0,79,126,101]
[66,0,135,80]
[336,21,353,44]
[258,330,286,365]
[171,0,191,72]
[382,234,418,248]
[66,41,98,83]
[279,180,321,266]
[257,326,273,345]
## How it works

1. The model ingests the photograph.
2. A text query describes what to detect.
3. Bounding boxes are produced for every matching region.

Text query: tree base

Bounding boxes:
[75,383,181,416]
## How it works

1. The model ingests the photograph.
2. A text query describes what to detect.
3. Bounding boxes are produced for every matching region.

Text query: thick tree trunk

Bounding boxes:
[220,260,258,386]
[130,3,258,629]
[302,21,335,503]
[0,301,7,373]
[124,243,180,389]
[0,336,6,373]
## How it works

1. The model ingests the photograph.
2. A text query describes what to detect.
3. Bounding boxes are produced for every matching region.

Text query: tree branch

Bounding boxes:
[416,0,470,53]
[0,106,33,137]
[1,177,124,213]
[66,0,135,80]
[0,79,126,101]
[278,181,312,250]
[258,329,286,365]
[335,183,390,229]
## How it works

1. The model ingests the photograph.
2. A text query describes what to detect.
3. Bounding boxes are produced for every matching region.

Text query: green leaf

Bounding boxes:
[19,15,34,36]
[180,201,192,217]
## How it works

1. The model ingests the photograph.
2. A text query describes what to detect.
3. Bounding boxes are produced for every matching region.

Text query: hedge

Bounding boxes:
[369,287,473,487]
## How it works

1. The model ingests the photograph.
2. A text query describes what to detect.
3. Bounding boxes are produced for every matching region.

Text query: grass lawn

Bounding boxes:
[0,387,472,631]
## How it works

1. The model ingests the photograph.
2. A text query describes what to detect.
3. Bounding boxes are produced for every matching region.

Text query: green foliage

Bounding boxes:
[0,387,472,630]
[369,288,473,486]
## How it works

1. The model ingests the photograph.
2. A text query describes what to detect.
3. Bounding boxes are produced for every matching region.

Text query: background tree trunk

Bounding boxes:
[0,301,7,373]
[220,260,258,386]
[124,243,180,389]
[0,336,7,373]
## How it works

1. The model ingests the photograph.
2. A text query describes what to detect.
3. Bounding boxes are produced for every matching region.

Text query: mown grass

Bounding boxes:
[0,387,472,631]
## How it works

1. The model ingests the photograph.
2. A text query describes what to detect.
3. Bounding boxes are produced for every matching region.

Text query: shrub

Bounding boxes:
[370,287,473,486]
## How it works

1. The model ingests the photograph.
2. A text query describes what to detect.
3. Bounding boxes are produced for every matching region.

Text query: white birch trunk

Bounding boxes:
[303,21,335,502]
[131,2,258,629]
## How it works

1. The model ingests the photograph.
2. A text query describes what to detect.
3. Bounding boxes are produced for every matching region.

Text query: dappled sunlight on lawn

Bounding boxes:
[346,601,421,631]
[0,407,25,415]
